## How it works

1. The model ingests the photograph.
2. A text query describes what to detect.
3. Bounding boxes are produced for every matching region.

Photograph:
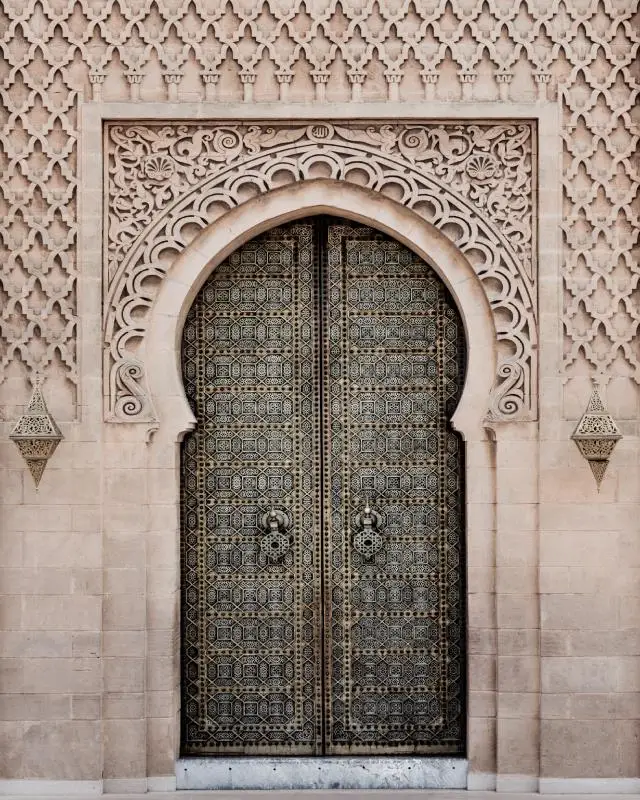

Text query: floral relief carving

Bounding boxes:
[105,121,536,423]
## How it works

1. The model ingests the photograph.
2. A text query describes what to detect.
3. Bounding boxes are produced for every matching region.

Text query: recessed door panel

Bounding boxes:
[180,217,466,757]
[181,224,324,755]
[322,223,466,754]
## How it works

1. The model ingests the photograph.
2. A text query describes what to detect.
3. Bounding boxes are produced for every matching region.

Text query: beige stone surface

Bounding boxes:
[0,0,638,790]
[1,721,103,780]
[541,720,638,779]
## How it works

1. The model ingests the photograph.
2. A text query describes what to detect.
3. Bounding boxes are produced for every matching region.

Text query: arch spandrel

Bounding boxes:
[105,121,537,425]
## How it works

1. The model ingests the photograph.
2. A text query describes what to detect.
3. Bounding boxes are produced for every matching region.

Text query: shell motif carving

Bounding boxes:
[465,153,502,182]
[142,154,178,182]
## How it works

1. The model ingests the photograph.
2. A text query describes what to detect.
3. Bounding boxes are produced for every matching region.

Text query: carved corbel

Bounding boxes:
[111,359,154,422]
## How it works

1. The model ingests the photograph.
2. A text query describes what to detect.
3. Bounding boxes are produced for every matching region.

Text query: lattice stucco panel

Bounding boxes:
[1,1,638,421]
[104,120,536,423]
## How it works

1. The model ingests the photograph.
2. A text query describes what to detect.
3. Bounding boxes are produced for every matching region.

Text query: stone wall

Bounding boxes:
[0,0,638,794]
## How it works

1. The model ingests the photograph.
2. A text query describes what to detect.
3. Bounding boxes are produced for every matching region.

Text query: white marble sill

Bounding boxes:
[177,757,466,791]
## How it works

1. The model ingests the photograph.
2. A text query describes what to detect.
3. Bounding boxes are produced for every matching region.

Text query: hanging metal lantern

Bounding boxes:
[9,379,63,488]
[571,386,622,490]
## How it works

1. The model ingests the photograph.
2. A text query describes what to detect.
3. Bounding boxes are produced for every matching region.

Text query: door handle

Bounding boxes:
[260,507,292,562]
[352,504,384,560]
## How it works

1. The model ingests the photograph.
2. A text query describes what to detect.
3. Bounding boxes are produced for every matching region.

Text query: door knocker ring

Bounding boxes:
[260,507,292,562]
[352,504,384,560]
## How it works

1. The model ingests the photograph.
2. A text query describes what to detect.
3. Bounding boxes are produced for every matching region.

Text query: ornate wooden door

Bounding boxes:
[180,217,466,757]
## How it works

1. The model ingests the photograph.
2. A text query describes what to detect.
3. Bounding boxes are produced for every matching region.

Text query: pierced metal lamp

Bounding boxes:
[9,378,63,487]
[571,385,622,490]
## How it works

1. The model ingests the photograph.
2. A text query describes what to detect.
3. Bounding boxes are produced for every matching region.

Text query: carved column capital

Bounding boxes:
[201,69,219,100]
[496,70,513,101]
[276,70,293,101]
[385,71,402,102]
[420,69,438,101]
[348,70,366,102]
[88,70,106,101]
[534,70,551,102]
[240,71,256,102]
[311,69,330,102]
[459,69,476,100]
[163,71,183,101]
[125,70,144,101]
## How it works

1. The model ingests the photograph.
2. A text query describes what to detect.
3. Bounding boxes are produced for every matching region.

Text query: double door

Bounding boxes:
[180,217,466,755]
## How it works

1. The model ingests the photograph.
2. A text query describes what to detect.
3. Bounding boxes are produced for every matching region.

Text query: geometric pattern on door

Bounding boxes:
[180,217,466,756]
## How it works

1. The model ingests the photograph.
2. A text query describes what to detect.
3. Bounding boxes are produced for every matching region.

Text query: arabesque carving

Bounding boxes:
[104,120,536,423]
[1,1,638,420]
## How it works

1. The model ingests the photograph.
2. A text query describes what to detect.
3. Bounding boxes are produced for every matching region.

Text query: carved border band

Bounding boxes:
[104,120,537,423]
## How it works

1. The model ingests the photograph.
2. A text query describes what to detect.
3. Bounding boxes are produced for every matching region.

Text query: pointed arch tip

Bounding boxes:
[145,181,497,443]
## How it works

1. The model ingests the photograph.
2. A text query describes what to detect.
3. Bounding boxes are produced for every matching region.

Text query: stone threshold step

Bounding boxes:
[1,793,637,800]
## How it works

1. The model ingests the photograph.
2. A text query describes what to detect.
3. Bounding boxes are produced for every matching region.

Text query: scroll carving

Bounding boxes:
[105,121,537,423]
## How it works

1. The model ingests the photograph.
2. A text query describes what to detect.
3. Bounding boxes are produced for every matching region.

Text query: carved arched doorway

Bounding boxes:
[180,216,466,756]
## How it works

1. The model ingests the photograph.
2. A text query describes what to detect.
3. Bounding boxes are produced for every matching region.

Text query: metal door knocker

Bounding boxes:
[352,504,384,560]
[260,508,292,562]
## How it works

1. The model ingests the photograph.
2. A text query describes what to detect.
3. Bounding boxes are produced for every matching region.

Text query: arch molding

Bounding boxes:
[104,120,537,424]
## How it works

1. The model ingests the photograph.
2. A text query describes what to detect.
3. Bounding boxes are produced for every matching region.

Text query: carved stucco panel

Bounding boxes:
[104,120,537,423]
